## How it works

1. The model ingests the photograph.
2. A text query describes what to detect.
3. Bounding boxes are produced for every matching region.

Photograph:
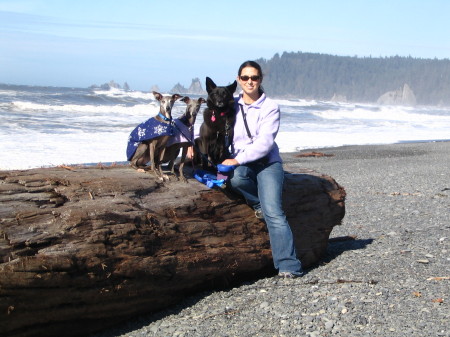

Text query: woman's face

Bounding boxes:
[238,66,261,98]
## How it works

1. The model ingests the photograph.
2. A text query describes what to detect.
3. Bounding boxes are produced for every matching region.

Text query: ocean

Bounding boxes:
[1,84,449,170]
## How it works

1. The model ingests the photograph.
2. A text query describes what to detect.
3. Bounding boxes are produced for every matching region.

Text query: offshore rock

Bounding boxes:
[0,164,345,337]
[170,78,206,95]
[330,93,347,102]
[187,77,206,95]
[170,82,187,94]
[377,83,417,106]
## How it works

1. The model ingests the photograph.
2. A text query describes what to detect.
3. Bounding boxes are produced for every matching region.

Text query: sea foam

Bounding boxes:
[1,85,449,170]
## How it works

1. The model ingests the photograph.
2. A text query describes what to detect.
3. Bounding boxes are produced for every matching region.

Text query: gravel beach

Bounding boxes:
[92,141,449,337]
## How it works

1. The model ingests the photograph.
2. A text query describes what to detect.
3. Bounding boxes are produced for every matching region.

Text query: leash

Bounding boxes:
[224,119,231,149]
[172,120,218,169]
[210,109,232,158]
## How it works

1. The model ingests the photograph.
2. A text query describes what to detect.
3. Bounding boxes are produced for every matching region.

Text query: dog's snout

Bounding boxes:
[162,103,172,114]
[214,97,226,107]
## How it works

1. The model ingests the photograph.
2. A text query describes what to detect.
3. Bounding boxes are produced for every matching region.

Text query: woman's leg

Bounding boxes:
[228,164,261,209]
[257,162,302,274]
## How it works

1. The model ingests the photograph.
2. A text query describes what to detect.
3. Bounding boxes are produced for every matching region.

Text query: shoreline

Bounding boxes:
[2,139,450,172]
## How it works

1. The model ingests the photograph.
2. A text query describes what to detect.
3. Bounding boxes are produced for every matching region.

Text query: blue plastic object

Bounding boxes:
[217,164,237,173]
[194,170,225,188]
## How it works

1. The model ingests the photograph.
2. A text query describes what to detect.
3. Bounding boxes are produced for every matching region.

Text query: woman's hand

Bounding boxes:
[186,146,194,160]
[221,158,240,166]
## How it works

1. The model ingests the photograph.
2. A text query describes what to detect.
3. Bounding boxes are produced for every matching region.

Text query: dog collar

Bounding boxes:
[211,110,226,122]
[158,112,171,122]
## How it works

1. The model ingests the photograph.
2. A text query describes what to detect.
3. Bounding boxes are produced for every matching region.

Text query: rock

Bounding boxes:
[330,93,347,102]
[170,82,187,94]
[170,78,206,95]
[416,259,430,264]
[150,84,160,93]
[187,78,206,95]
[377,83,417,106]
[0,165,345,337]
[324,320,335,330]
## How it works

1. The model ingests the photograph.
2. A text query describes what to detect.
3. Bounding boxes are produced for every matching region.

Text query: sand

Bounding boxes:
[92,141,450,337]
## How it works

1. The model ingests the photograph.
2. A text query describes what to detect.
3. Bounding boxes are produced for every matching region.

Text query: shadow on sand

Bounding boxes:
[322,236,374,264]
[90,237,374,337]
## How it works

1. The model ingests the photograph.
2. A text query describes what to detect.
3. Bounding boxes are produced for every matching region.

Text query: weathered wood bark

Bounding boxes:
[0,165,345,337]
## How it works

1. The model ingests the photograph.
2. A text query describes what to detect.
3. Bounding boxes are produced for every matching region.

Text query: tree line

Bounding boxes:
[256,52,450,105]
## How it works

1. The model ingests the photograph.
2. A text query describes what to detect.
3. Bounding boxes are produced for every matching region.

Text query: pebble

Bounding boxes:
[91,143,450,337]
[417,259,430,264]
[259,301,269,309]
[324,320,335,330]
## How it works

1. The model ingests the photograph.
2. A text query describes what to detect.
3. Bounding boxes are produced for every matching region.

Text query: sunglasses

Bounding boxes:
[240,75,261,81]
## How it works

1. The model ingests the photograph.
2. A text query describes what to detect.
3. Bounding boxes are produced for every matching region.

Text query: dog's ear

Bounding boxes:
[206,77,216,94]
[171,94,182,101]
[152,91,162,101]
[227,80,238,94]
[181,96,191,103]
[198,97,206,104]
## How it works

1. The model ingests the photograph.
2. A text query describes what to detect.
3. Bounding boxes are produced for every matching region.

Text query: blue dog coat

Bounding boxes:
[165,118,193,147]
[126,118,174,161]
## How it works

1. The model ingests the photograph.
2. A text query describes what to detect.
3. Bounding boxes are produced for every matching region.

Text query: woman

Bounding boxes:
[222,60,303,278]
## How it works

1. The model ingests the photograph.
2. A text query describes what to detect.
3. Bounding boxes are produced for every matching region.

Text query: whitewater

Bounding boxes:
[1,84,449,170]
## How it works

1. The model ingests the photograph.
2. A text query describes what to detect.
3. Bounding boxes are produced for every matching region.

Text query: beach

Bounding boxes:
[92,141,449,337]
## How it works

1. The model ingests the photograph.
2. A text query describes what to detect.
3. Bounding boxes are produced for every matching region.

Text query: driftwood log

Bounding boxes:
[0,165,345,337]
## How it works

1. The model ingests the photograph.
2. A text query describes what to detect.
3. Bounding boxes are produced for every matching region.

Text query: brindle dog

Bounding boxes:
[163,96,206,182]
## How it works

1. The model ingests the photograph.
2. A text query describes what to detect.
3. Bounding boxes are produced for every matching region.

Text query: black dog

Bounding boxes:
[198,77,237,169]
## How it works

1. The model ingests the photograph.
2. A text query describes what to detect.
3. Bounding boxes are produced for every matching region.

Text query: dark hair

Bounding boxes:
[238,60,265,94]
[238,60,263,81]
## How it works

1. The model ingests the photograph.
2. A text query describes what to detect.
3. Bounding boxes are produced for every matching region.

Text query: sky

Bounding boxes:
[1,0,450,91]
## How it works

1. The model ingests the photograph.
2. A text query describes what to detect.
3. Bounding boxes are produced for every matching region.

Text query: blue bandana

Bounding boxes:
[126,117,174,161]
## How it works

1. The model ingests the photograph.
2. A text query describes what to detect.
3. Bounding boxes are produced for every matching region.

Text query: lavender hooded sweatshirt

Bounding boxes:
[232,92,282,165]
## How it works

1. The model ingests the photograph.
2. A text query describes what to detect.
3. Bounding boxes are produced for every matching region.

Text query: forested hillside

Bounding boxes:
[256,52,450,105]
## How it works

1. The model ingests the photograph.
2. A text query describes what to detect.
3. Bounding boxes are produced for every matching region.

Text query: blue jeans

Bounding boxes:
[229,161,303,275]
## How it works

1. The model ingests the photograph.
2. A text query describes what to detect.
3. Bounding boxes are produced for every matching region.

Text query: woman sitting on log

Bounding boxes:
[221,60,304,278]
